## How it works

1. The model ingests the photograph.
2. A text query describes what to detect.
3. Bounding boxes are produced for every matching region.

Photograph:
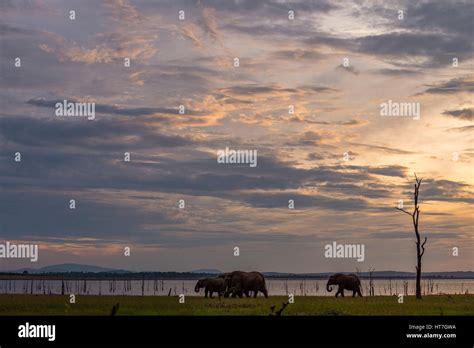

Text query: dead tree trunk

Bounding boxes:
[396,174,427,299]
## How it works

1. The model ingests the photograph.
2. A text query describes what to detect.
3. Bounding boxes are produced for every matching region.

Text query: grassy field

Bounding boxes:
[0,294,472,315]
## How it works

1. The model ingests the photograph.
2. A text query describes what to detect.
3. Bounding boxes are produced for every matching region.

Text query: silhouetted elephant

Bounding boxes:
[218,273,248,298]
[222,271,268,298]
[194,278,226,298]
[326,273,362,297]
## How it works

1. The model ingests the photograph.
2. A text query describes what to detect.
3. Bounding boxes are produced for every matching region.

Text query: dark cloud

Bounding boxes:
[402,179,473,205]
[348,142,415,155]
[403,1,473,38]
[201,0,338,14]
[307,152,326,161]
[230,192,371,210]
[26,98,205,117]
[0,23,37,36]
[447,125,474,132]
[0,115,194,150]
[318,182,391,199]
[0,0,46,12]
[285,131,326,146]
[272,49,324,60]
[224,1,473,69]
[221,97,254,105]
[0,29,82,90]
[352,1,473,67]
[223,23,311,37]
[337,120,365,126]
[372,68,422,77]
[442,108,473,122]
[218,85,297,96]
[336,64,359,75]
[287,116,362,126]
[303,34,354,50]
[363,165,407,178]
[356,32,466,65]
[300,85,339,93]
[0,122,407,208]
[418,77,474,95]
[0,190,183,239]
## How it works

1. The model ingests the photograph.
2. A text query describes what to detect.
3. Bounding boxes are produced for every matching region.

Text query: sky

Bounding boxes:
[0,0,473,273]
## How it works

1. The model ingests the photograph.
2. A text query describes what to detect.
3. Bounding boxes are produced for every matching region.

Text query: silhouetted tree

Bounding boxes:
[396,174,427,299]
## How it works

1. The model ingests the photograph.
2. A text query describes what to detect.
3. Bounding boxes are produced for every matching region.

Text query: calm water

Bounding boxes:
[0,278,472,296]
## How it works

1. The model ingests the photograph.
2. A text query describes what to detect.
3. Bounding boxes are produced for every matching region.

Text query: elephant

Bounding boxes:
[217,273,248,298]
[222,271,268,298]
[326,273,363,297]
[194,277,226,298]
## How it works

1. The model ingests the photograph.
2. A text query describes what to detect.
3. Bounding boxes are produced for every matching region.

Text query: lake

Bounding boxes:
[0,278,472,296]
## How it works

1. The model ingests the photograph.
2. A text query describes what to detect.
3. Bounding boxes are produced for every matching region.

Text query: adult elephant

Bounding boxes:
[326,273,362,297]
[218,273,248,298]
[194,277,226,298]
[223,271,268,298]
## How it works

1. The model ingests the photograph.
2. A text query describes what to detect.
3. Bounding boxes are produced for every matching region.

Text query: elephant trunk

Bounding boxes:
[326,283,333,292]
[194,283,201,293]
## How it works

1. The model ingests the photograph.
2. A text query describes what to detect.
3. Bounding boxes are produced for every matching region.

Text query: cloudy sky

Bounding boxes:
[0,0,472,272]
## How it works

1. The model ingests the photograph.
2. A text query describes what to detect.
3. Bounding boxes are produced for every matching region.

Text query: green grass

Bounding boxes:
[0,294,472,316]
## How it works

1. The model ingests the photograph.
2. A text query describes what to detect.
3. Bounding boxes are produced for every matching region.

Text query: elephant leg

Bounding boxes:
[233,284,243,298]
[335,290,339,297]
[357,288,363,297]
[352,290,356,297]
[205,289,208,298]
[232,287,240,298]
[253,291,257,298]
[262,288,268,299]
[224,287,233,298]
[209,291,213,298]
[340,290,345,297]
[245,291,250,298]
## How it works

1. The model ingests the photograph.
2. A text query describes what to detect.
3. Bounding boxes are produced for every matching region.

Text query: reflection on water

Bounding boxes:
[0,279,472,296]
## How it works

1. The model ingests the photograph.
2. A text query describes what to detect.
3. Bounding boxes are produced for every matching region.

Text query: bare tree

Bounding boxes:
[368,267,375,296]
[396,174,427,299]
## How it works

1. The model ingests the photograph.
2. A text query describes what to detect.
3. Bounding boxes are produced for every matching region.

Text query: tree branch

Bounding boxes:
[396,207,413,216]
[420,236,427,257]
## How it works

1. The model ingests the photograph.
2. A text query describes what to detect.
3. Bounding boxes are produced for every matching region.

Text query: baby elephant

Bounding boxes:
[194,277,226,298]
[326,273,363,297]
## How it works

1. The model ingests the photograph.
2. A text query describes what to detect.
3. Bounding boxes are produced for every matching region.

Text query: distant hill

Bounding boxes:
[263,271,474,279]
[190,269,222,274]
[8,263,130,274]
[2,264,472,279]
